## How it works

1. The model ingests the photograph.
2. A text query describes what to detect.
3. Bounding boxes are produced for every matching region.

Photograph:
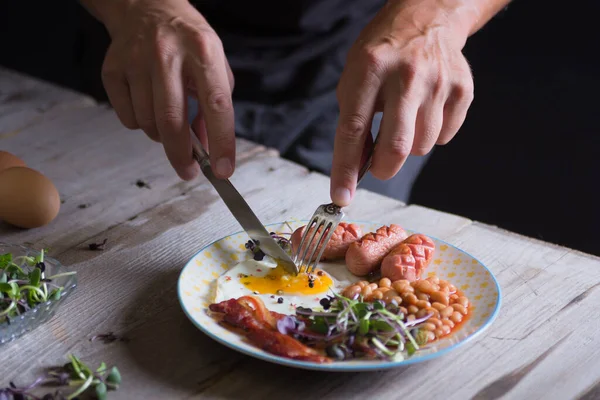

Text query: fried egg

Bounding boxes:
[214,255,357,314]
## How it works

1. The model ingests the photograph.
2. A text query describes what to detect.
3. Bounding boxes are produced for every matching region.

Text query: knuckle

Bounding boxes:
[411,145,433,156]
[157,105,184,131]
[338,115,369,144]
[154,36,177,62]
[399,60,421,85]
[453,78,475,104]
[190,29,222,60]
[362,46,388,75]
[432,70,450,96]
[387,136,411,159]
[205,88,232,114]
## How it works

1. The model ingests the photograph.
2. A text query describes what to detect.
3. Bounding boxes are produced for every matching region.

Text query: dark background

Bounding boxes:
[1,1,598,256]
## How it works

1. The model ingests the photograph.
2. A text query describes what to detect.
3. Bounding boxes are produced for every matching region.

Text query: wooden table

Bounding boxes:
[1,66,599,400]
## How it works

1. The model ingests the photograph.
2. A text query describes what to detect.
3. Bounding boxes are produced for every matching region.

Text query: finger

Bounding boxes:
[102,67,137,130]
[330,62,382,206]
[192,112,209,151]
[153,51,199,181]
[438,61,474,145]
[190,32,235,179]
[129,74,160,142]
[370,76,421,180]
[412,94,444,156]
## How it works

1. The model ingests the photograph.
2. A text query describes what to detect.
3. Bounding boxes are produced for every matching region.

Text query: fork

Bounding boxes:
[293,132,377,274]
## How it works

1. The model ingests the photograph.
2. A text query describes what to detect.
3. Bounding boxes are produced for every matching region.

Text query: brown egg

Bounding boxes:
[0,151,26,172]
[0,166,60,228]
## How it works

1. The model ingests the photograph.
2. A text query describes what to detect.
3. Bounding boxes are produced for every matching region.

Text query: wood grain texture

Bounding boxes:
[1,68,600,400]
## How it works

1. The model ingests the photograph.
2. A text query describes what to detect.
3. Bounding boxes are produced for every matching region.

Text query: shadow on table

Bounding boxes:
[120,269,429,399]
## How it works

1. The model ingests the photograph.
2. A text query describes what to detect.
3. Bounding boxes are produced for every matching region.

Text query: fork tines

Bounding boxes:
[293,204,343,274]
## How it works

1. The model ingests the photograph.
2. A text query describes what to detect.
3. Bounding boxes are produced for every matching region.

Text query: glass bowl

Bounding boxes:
[0,242,77,345]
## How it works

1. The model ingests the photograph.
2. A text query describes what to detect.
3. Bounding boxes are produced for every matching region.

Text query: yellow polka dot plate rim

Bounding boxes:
[178,220,501,371]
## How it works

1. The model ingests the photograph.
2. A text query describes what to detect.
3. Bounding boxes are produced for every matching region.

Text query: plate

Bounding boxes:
[177,220,501,371]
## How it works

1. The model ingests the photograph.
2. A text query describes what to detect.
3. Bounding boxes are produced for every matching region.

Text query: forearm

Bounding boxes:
[78,0,188,35]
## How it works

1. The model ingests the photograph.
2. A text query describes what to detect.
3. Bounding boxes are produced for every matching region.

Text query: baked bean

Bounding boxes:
[407,314,416,322]
[378,287,391,294]
[434,328,444,338]
[448,283,457,293]
[416,308,429,318]
[417,293,430,301]
[426,331,435,342]
[429,317,443,328]
[427,276,440,285]
[392,281,407,293]
[426,308,440,319]
[450,311,463,324]
[372,290,384,300]
[440,306,454,319]
[414,279,434,294]
[439,280,448,289]
[399,306,408,315]
[379,278,392,288]
[457,296,469,308]
[364,294,374,302]
[450,294,459,301]
[393,297,404,307]
[361,286,373,297]
[452,304,467,315]
[407,305,419,314]
[421,322,436,331]
[430,291,449,306]
[343,285,361,299]
[357,281,368,289]
[416,300,431,309]
[442,319,455,328]
[432,302,446,311]
[404,293,418,305]
[441,325,451,335]
[431,284,440,292]
[383,289,398,302]
[368,283,378,291]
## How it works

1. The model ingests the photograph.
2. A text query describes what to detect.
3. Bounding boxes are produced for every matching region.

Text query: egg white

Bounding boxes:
[213,255,358,314]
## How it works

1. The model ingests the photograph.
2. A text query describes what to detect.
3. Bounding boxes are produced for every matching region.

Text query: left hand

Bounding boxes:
[330,0,478,206]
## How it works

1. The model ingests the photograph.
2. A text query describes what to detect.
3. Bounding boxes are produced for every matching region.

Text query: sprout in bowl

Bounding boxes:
[0,242,77,345]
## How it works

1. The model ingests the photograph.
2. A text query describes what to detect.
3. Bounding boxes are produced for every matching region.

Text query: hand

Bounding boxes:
[330,0,478,206]
[100,0,235,180]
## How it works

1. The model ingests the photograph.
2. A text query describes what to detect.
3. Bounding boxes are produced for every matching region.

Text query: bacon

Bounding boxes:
[209,296,332,363]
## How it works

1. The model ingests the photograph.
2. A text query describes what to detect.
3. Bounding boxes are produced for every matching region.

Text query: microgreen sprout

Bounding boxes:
[0,250,76,325]
[281,291,432,361]
[87,239,107,251]
[0,354,121,400]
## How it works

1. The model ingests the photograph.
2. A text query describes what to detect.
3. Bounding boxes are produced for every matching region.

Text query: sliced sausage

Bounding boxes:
[345,224,408,276]
[381,234,436,282]
[290,222,362,262]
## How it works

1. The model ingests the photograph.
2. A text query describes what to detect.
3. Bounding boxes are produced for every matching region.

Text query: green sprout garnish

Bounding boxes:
[0,250,77,324]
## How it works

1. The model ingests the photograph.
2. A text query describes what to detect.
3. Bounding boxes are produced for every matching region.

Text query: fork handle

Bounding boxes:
[356,131,376,186]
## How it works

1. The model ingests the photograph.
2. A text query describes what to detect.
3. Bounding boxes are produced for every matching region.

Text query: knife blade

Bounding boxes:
[190,132,299,275]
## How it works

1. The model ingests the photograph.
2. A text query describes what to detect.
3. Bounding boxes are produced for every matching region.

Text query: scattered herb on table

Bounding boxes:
[87,239,107,251]
[0,250,76,324]
[0,354,121,400]
[134,179,150,189]
[277,292,432,362]
[90,332,130,344]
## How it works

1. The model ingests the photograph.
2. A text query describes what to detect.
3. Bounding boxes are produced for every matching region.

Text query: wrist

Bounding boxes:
[387,0,480,48]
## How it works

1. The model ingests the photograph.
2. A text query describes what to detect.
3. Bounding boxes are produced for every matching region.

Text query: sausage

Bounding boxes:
[345,224,408,276]
[381,234,436,282]
[290,222,362,262]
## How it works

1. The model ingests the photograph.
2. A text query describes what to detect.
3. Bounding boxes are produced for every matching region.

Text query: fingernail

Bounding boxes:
[333,188,351,206]
[215,157,233,177]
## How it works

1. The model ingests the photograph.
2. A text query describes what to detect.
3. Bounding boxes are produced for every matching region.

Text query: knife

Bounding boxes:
[190,132,299,275]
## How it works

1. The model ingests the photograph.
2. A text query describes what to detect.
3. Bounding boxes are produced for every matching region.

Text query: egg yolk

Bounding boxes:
[240,264,333,295]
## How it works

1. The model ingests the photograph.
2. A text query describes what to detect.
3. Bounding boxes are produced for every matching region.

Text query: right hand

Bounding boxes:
[100,0,235,180]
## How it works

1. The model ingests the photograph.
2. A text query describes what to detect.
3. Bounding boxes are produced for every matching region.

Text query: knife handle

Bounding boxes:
[190,130,212,172]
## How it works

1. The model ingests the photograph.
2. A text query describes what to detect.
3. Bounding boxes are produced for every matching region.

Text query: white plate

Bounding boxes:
[178,220,501,371]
